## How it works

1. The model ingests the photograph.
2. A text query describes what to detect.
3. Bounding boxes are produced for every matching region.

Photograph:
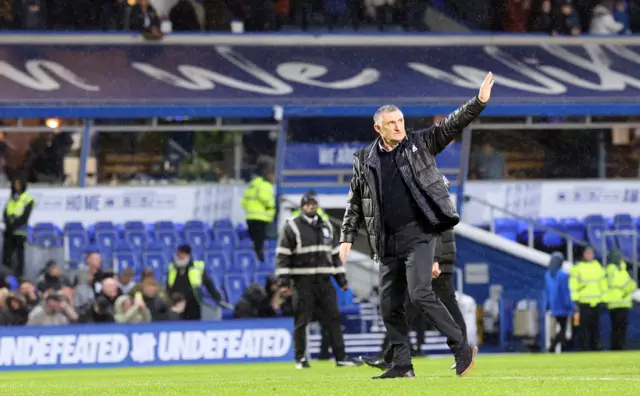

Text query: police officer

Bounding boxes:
[166,245,233,320]
[3,178,35,278]
[605,249,637,350]
[241,161,275,263]
[569,247,607,351]
[275,193,362,369]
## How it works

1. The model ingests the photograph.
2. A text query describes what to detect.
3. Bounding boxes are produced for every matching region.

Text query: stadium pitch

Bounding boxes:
[0,351,638,395]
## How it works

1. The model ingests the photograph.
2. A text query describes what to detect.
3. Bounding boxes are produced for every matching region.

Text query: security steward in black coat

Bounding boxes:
[276,194,362,369]
[340,72,493,379]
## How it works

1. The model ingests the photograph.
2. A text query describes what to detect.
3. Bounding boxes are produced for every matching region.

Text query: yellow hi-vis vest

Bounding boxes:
[241,176,275,223]
[167,260,206,301]
[605,262,637,310]
[5,192,35,236]
[291,207,329,222]
[569,260,608,307]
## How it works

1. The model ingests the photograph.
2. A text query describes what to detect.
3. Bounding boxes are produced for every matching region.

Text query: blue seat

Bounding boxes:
[114,251,140,275]
[154,229,179,251]
[94,229,118,258]
[94,221,115,231]
[185,229,210,252]
[494,218,518,234]
[65,230,89,263]
[265,240,278,249]
[64,222,84,231]
[185,220,206,231]
[236,238,254,250]
[542,230,564,248]
[141,251,168,281]
[614,223,637,260]
[204,249,229,271]
[560,218,586,242]
[124,229,148,251]
[213,219,233,229]
[260,249,276,272]
[34,222,56,231]
[613,214,634,227]
[253,271,272,286]
[497,231,518,241]
[224,275,248,305]
[155,221,175,230]
[33,229,62,248]
[584,215,616,254]
[124,221,145,230]
[231,249,258,283]
[236,223,249,240]
[213,229,235,250]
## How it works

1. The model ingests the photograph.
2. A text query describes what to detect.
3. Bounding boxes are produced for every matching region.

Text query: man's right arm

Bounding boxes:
[340,155,364,245]
[275,221,296,288]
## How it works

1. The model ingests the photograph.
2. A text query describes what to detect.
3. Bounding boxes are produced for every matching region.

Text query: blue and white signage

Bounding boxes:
[0,319,293,371]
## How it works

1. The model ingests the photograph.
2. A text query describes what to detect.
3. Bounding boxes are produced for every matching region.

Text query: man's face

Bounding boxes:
[45,299,61,313]
[103,281,117,297]
[143,283,158,297]
[481,143,495,155]
[174,300,186,313]
[19,282,34,297]
[87,253,101,270]
[50,265,61,277]
[374,110,406,145]
[583,249,594,261]
[302,202,318,218]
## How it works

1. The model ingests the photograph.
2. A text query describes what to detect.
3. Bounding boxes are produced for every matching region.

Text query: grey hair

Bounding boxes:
[373,104,401,126]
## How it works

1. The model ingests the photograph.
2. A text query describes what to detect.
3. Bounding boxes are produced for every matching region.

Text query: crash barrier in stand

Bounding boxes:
[0,318,294,371]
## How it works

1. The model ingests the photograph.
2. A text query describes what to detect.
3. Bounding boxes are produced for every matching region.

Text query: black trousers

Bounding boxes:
[609,308,629,351]
[382,272,467,363]
[379,222,464,367]
[246,220,268,262]
[2,233,25,278]
[578,303,600,351]
[550,316,568,351]
[292,275,347,361]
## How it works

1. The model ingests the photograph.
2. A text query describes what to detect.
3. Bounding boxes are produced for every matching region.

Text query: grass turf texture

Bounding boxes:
[1,352,639,395]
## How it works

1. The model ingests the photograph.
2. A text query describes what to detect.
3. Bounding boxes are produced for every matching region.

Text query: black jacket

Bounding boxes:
[434,229,456,273]
[276,215,347,288]
[340,96,486,258]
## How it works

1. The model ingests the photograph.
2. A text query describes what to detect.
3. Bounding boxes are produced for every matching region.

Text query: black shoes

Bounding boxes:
[360,355,391,371]
[336,357,364,367]
[454,344,478,377]
[372,365,416,379]
[295,358,311,369]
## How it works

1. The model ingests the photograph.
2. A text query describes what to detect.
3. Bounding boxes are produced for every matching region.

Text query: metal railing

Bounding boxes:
[463,195,588,263]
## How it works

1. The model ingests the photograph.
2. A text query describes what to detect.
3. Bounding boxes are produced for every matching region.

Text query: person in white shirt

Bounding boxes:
[589,0,624,34]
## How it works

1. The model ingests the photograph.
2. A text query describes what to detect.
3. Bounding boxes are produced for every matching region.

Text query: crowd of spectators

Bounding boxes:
[0,252,191,326]
[505,0,632,35]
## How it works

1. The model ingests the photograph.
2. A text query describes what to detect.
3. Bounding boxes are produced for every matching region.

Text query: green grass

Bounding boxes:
[1,352,639,395]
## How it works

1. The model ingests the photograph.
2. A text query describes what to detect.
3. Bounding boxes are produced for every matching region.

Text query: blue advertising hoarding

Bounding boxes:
[0,318,294,371]
[1,39,640,117]
[284,141,461,171]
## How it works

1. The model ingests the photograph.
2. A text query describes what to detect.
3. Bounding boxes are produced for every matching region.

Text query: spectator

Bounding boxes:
[59,286,79,323]
[25,131,72,184]
[365,0,395,31]
[19,280,39,310]
[0,0,15,29]
[92,278,120,323]
[169,0,200,31]
[504,0,531,32]
[471,142,505,180]
[0,292,30,325]
[74,267,96,313]
[129,0,163,39]
[325,0,346,31]
[82,251,114,293]
[119,268,136,294]
[554,0,581,35]
[114,294,152,323]
[613,0,631,33]
[590,0,625,33]
[165,293,187,321]
[27,292,72,326]
[100,0,127,30]
[233,274,285,318]
[528,0,554,33]
[16,0,47,29]
[140,276,169,321]
[36,260,70,293]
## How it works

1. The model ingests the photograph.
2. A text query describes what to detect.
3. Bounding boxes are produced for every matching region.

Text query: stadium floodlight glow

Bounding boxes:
[45,118,60,129]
